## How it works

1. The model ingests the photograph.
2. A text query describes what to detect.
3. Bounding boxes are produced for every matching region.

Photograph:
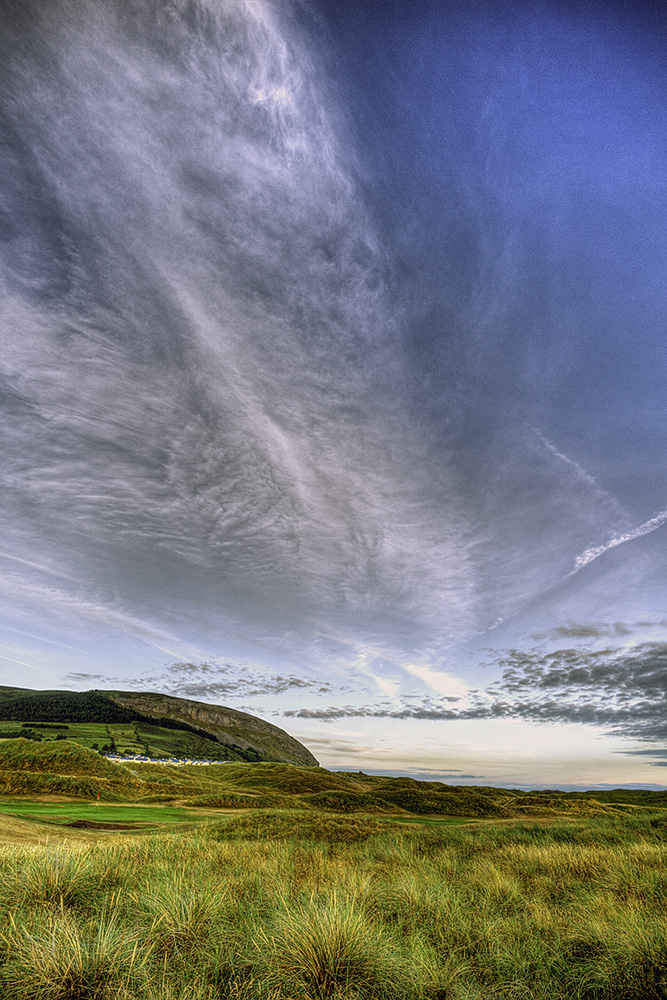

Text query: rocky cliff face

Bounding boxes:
[104,690,318,766]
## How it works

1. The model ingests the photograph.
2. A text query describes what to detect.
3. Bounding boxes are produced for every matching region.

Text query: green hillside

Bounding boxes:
[0,740,656,822]
[0,686,317,765]
[104,690,319,765]
[0,739,143,799]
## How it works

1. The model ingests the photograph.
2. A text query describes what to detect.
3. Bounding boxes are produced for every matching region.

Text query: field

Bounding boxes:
[0,799,223,827]
[1,740,667,998]
[2,812,667,999]
[0,719,231,761]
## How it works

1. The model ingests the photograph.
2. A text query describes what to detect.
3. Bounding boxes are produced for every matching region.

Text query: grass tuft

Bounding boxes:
[133,875,225,956]
[1,911,148,999]
[0,846,117,911]
[255,893,403,999]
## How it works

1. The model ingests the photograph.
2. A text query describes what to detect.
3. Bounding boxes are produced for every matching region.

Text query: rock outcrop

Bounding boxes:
[104,690,318,766]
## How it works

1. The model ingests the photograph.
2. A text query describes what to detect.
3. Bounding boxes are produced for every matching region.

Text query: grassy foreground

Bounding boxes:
[1,811,667,999]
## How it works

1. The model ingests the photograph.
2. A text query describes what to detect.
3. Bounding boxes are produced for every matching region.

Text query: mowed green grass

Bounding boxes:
[0,799,217,825]
[0,798,467,830]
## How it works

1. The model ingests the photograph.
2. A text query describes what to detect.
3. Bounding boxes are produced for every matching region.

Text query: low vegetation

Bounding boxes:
[1,813,667,998]
[0,739,666,997]
[0,740,663,820]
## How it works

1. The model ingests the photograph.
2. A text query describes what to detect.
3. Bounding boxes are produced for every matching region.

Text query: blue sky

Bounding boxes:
[1,0,667,787]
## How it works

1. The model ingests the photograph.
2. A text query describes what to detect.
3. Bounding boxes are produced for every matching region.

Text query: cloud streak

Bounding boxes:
[1,0,667,782]
[571,509,667,575]
[0,0,484,662]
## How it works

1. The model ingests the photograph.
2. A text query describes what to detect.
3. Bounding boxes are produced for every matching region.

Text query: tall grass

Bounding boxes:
[0,847,119,911]
[1,911,149,999]
[1,813,667,998]
[132,875,226,956]
[253,892,403,999]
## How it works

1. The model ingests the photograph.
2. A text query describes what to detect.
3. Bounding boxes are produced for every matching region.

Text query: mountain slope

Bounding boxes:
[105,690,318,766]
[0,686,317,766]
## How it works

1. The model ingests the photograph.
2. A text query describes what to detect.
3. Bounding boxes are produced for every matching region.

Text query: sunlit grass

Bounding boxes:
[1,911,149,999]
[0,846,119,911]
[132,874,227,956]
[0,813,666,998]
[253,892,404,999]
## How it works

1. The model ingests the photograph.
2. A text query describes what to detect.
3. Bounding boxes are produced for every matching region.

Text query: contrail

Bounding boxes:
[0,553,82,584]
[0,651,38,670]
[571,508,667,575]
[476,505,667,639]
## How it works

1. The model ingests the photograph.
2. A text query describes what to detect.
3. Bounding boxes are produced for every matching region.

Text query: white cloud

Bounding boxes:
[402,662,469,700]
[573,508,667,574]
[0,0,657,723]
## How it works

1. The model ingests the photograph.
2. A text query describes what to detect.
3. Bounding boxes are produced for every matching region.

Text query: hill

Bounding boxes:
[104,690,317,765]
[0,686,317,766]
[0,740,652,822]
[0,739,143,798]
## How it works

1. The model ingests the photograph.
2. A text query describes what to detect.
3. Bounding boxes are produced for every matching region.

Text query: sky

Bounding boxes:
[1,0,667,788]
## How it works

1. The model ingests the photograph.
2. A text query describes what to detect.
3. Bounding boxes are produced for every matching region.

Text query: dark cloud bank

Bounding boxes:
[287,637,667,758]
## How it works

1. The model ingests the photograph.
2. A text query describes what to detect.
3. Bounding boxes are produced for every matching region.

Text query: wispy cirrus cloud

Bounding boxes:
[0,0,484,670]
[0,0,640,674]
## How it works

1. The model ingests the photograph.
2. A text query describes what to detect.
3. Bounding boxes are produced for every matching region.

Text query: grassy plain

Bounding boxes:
[0,740,666,998]
[0,800,220,826]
